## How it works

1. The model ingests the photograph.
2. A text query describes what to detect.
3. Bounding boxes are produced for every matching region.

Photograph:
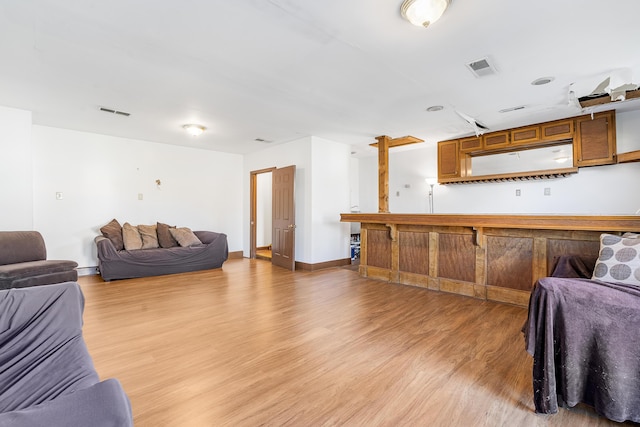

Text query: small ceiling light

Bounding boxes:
[183,124,206,137]
[531,76,555,86]
[499,105,526,113]
[426,105,444,112]
[401,0,451,28]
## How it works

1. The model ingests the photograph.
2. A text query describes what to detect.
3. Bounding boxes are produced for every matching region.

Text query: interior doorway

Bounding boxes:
[250,168,275,260]
[250,165,296,271]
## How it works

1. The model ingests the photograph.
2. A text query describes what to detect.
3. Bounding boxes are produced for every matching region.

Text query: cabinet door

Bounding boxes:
[541,120,573,141]
[574,111,616,167]
[438,140,460,180]
[483,131,510,149]
[511,126,540,145]
[459,136,482,152]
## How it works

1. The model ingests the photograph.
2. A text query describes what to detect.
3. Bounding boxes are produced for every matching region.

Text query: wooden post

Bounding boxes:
[377,135,390,213]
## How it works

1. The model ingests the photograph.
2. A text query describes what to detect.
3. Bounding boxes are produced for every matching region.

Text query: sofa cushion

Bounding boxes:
[138,224,159,249]
[0,260,79,280]
[170,227,202,247]
[592,233,640,287]
[122,223,143,251]
[100,219,124,251]
[156,222,178,248]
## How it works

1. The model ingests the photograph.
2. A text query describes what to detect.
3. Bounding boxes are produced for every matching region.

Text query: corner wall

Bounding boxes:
[0,106,33,230]
[243,136,351,264]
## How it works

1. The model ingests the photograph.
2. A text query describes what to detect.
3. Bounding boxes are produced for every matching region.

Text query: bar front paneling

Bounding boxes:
[341,214,640,307]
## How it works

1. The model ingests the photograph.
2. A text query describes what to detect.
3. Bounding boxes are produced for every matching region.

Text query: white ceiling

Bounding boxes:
[1,0,639,156]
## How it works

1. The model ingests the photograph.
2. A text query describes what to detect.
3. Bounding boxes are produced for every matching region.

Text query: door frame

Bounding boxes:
[249,167,276,259]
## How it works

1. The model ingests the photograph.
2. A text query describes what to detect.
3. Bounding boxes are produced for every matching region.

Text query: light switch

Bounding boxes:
[138,193,144,200]
[55,192,63,200]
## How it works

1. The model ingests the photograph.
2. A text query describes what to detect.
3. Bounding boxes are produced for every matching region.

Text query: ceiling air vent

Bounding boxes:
[99,107,131,117]
[466,57,497,78]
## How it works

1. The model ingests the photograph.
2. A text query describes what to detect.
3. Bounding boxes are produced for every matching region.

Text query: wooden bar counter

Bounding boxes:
[340,213,640,307]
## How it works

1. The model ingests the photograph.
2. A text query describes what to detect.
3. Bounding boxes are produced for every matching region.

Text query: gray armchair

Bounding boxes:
[0,231,78,289]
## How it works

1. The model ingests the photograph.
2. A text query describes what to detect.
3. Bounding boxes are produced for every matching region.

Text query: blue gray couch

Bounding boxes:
[0,282,133,426]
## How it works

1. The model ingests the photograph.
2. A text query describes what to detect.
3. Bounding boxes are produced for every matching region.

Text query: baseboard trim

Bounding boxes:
[228,251,244,260]
[295,258,352,272]
[77,266,99,277]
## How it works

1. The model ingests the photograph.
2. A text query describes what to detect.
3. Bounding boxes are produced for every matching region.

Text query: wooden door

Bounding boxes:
[272,165,296,270]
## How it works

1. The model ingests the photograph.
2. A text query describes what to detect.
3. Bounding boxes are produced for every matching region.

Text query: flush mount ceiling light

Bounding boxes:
[426,105,444,112]
[183,124,206,137]
[531,76,555,86]
[401,0,451,28]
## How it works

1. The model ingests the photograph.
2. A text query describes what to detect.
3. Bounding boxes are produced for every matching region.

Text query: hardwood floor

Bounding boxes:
[256,248,272,260]
[78,259,633,427]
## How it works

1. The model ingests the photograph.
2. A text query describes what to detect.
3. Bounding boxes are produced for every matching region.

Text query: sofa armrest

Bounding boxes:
[195,231,228,262]
[0,379,133,427]
[194,231,222,245]
[95,236,119,260]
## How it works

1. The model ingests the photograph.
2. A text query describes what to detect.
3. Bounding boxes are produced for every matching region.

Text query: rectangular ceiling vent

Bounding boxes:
[466,57,497,78]
[99,107,131,117]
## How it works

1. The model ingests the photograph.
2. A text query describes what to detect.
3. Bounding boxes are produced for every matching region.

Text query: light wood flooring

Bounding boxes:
[256,248,272,260]
[78,259,634,427]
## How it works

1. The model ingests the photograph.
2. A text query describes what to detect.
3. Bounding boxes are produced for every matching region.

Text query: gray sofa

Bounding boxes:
[0,231,78,290]
[0,281,133,426]
[95,230,228,281]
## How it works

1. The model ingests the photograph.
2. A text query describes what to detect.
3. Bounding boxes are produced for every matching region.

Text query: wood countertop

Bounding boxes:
[340,213,640,232]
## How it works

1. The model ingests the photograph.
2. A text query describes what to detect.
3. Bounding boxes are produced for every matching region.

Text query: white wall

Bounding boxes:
[310,137,351,263]
[0,106,33,230]
[358,109,640,215]
[243,136,351,264]
[32,125,244,268]
[256,172,272,247]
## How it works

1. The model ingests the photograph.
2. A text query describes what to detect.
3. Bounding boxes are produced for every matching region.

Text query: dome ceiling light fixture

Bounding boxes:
[183,124,206,137]
[531,76,555,86]
[426,105,444,112]
[401,0,451,28]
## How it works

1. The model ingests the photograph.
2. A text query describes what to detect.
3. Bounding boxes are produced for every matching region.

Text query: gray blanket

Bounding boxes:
[0,282,132,426]
[524,276,640,422]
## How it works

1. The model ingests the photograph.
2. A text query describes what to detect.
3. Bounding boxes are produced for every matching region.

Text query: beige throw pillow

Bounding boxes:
[169,227,202,247]
[138,224,159,249]
[122,223,143,251]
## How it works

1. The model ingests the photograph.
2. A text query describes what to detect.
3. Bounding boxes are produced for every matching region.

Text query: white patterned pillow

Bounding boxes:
[592,233,640,286]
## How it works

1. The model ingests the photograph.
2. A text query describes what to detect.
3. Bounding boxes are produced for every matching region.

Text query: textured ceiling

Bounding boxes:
[1,0,639,156]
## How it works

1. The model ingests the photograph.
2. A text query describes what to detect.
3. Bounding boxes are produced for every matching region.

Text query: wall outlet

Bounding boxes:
[138,193,144,200]
[515,189,521,197]
[544,187,551,196]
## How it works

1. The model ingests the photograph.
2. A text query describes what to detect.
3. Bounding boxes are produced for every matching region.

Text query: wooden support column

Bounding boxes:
[376,135,390,213]
[372,135,424,214]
